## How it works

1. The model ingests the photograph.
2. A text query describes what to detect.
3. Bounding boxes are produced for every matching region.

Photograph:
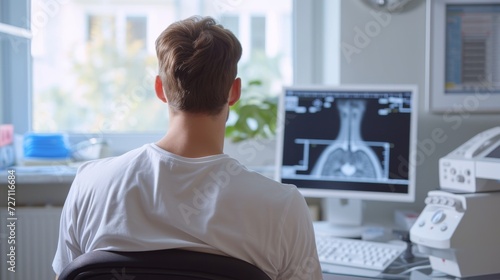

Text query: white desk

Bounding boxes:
[0,166,75,207]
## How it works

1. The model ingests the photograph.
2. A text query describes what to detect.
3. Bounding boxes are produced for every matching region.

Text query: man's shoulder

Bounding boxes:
[76,144,151,173]
[238,166,297,190]
[231,166,302,201]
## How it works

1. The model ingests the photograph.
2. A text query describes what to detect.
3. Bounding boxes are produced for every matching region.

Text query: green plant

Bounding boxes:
[225,50,283,142]
[225,79,278,142]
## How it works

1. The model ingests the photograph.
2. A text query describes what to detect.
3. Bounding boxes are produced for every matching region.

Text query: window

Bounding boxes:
[220,15,239,38]
[30,0,292,135]
[250,16,266,52]
[2,0,332,155]
[126,16,148,48]
[87,15,116,42]
[0,0,32,132]
[0,41,3,121]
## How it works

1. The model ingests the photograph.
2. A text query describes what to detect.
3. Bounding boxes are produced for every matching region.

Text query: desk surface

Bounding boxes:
[323,273,377,280]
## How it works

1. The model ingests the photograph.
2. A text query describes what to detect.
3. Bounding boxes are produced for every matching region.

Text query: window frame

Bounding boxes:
[2,0,331,156]
[1,0,32,134]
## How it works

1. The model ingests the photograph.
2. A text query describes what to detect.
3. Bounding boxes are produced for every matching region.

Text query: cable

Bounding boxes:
[399,264,433,275]
[428,270,449,278]
[377,273,411,280]
[389,259,430,270]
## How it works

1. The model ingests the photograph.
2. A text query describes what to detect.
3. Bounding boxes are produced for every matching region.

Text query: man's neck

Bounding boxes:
[155,110,226,158]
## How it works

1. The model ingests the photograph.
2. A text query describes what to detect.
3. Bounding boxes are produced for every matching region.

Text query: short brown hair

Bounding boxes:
[155,16,242,115]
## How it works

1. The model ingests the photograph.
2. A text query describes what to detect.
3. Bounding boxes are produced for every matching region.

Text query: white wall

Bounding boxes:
[336,0,500,220]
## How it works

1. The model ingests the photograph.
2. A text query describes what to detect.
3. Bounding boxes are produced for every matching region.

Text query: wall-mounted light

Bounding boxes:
[361,0,418,12]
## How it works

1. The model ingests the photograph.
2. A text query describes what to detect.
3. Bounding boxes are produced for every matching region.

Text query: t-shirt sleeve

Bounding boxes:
[52,178,83,275]
[277,187,323,280]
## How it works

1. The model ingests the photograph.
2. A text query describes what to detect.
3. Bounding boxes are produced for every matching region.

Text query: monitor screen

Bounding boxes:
[445,3,500,95]
[275,85,418,203]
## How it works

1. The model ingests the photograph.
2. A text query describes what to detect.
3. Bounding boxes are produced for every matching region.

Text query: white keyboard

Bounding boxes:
[316,235,407,274]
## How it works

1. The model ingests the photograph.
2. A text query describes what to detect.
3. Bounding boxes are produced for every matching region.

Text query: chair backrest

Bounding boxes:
[58,249,272,280]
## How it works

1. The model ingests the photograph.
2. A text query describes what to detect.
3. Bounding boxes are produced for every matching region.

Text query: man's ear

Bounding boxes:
[155,75,167,103]
[228,78,241,106]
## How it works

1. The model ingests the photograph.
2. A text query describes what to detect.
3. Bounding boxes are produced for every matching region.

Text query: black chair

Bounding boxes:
[58,249,272,280]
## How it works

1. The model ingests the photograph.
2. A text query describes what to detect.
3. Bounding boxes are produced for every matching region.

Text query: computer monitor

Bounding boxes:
[275,85,418,237]
[427,0,500,112]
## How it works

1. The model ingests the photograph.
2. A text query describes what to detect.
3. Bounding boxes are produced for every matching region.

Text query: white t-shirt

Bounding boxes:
[53,143,322,280]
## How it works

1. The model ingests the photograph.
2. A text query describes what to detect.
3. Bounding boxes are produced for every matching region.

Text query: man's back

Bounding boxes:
[54,16,322,280]
[53,143,322,279]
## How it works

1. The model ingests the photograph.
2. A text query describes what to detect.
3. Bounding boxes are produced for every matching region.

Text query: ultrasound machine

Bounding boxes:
[275,85,419,277]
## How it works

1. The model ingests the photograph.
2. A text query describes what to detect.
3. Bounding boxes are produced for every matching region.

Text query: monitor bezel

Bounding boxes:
[274,84,418,203]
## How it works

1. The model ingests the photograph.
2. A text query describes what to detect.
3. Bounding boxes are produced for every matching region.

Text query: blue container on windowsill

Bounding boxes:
[23,133,72,159]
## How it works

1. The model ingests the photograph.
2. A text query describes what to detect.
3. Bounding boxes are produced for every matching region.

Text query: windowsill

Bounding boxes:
[1,165,78,184]
[1,163,276,185]
[0,136,278,185]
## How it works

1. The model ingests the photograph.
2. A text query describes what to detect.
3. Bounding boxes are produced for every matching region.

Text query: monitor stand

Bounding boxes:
[314,198,365,238]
